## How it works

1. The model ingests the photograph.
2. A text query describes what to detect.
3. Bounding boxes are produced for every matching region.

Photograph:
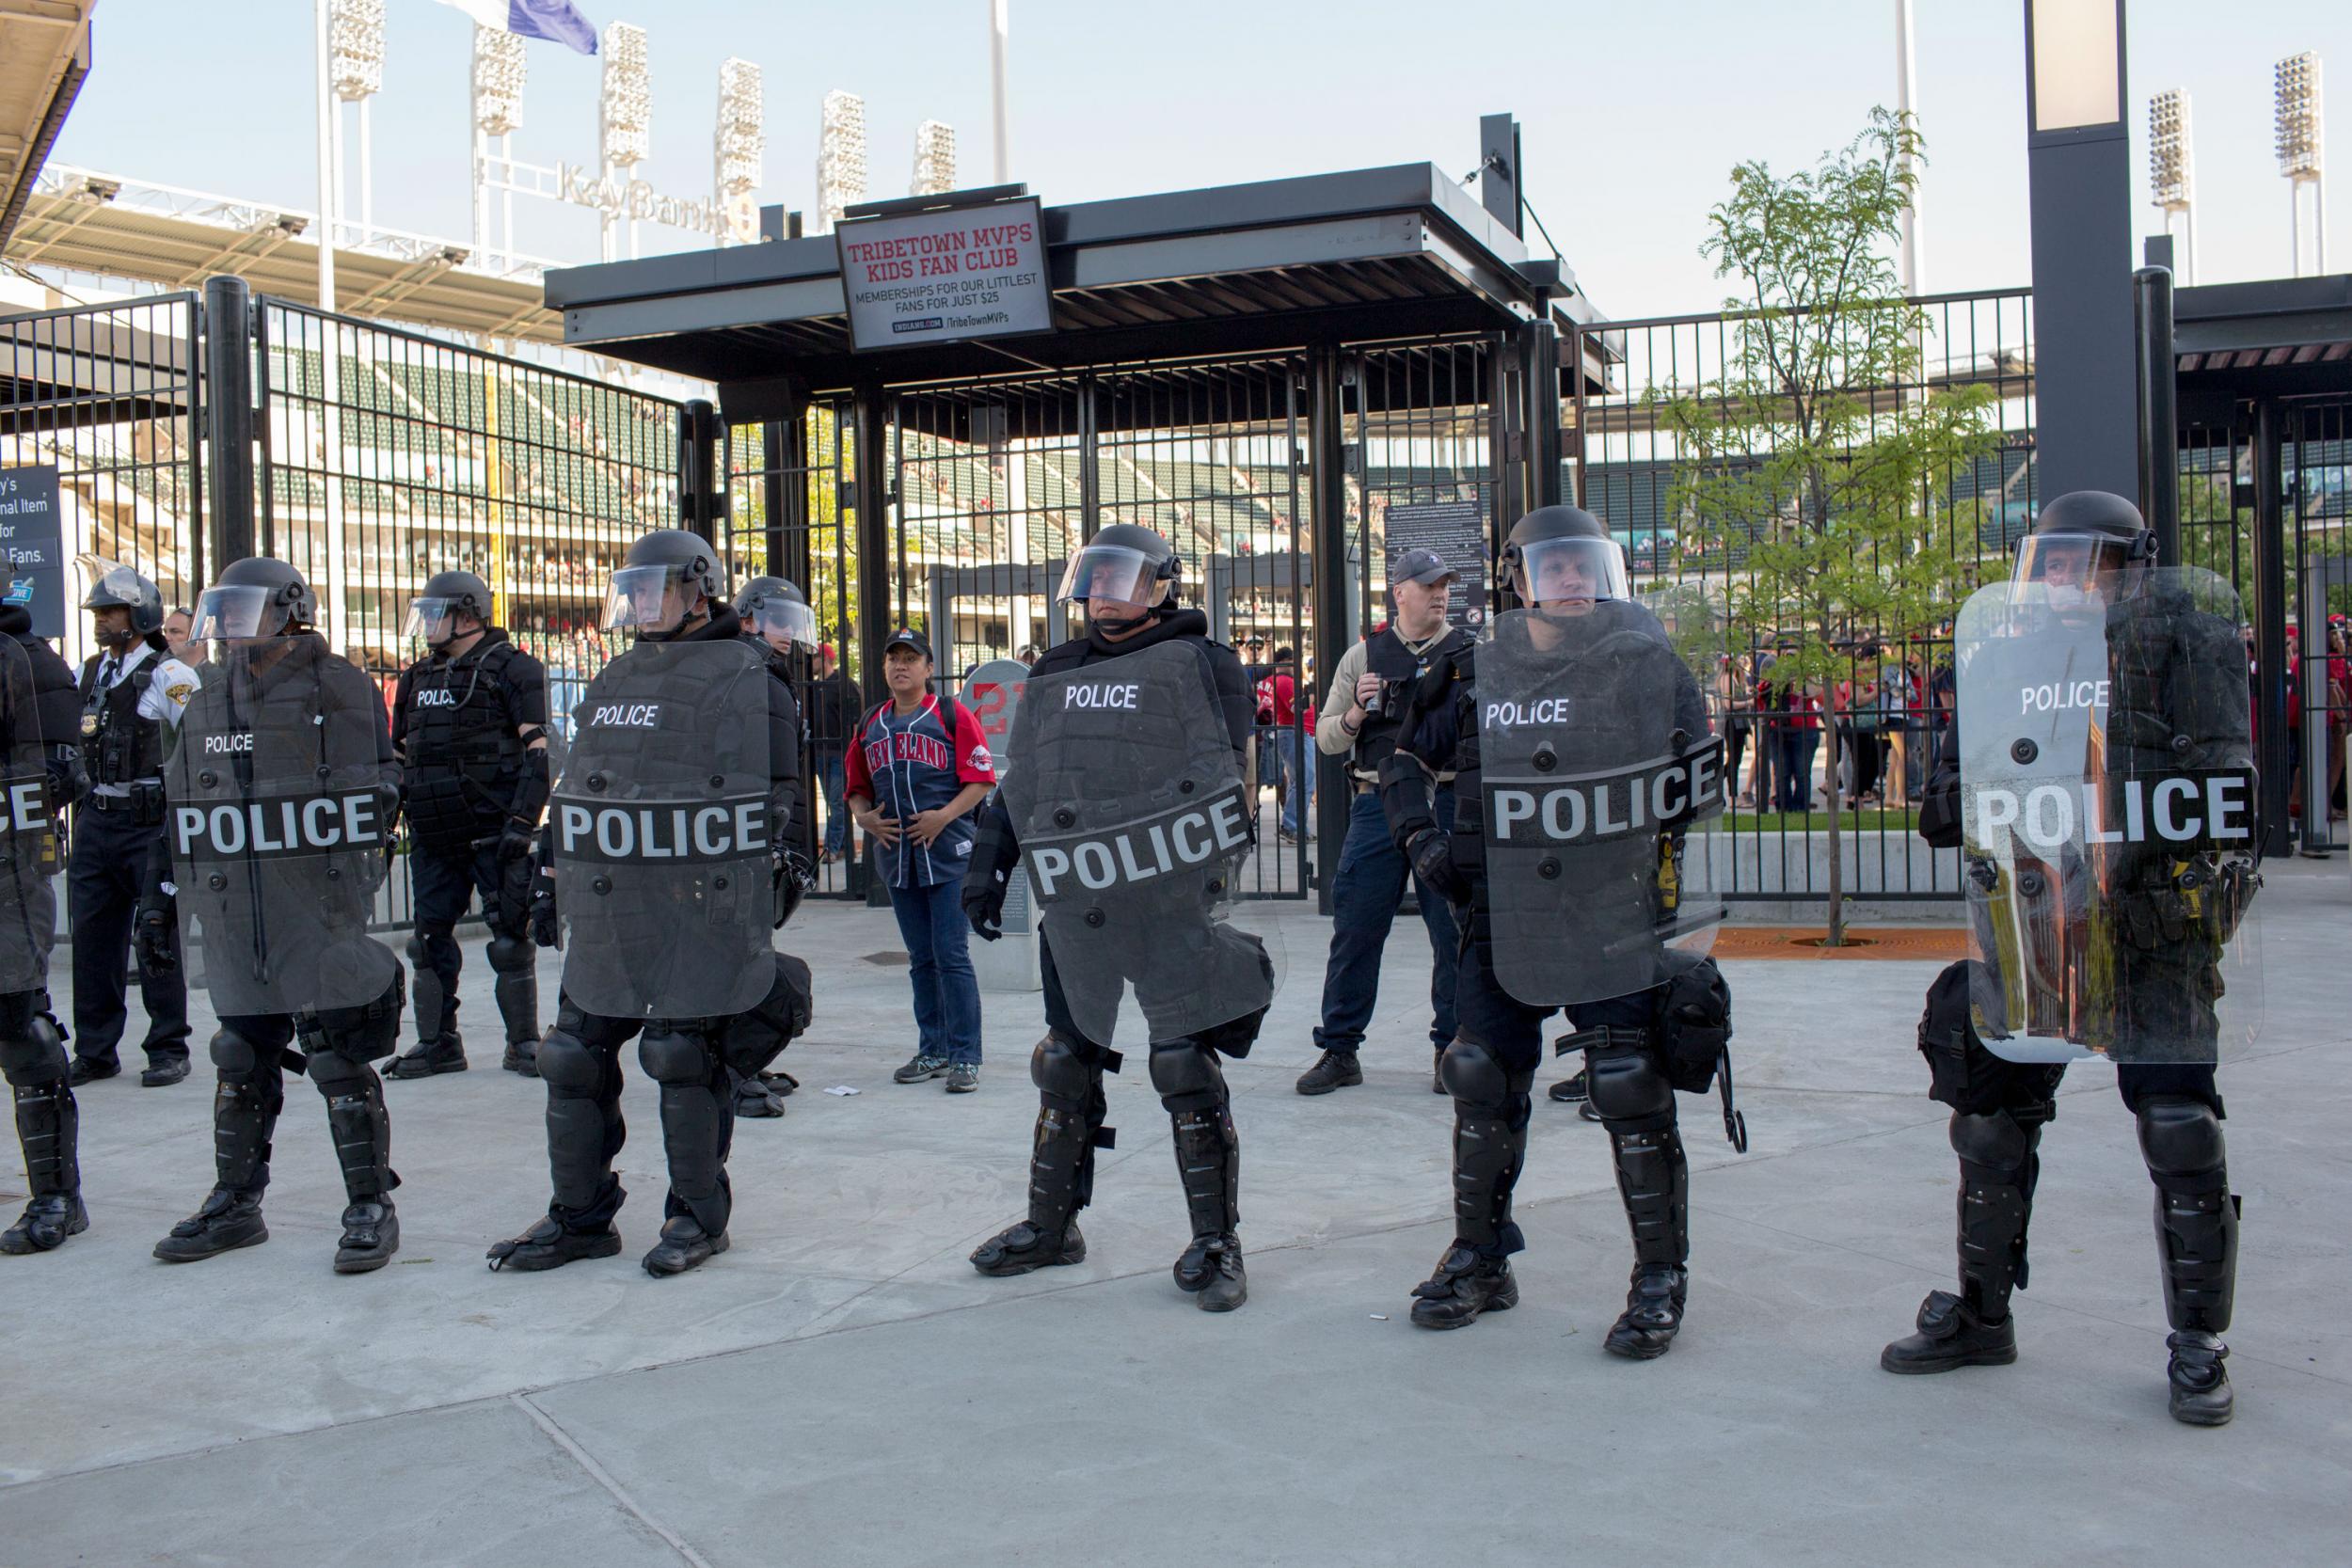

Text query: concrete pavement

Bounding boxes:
[3,863,2346,1566]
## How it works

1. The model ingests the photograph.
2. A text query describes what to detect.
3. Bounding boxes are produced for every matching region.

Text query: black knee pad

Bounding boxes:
[640,1027,714,1086]
[305,1049,370,1094]
[301,968,405,1064]
[538,1028,601,1094]
[1586,1041,1676,1131]
[1949,1108,2038,1177]
[210,1025,265,1077]
[2137,1097,2227,1196]
[0,1011,66,1086]
[0,989,39,1040]
[485,932,534,976]
[1438,1036,1517,1112]
[1148,1038,1226,1113]
[1030,1033,1094,1110]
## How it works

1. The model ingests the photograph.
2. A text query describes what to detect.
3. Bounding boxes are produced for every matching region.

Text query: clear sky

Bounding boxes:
[44,0,2351,322]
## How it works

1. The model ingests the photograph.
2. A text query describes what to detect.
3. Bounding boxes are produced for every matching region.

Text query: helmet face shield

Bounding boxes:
[189,584,284,642]
[1516,535,1629,610]
[747,595,818,649]
[402,596,464,643]
[1056,546,1163,608]
[601,563,695,634]
[2013,531,2142,610]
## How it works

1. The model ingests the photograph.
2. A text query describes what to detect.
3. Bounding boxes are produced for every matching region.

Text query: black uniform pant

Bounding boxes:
[408,836,527,1042]
[69,801,188,1066]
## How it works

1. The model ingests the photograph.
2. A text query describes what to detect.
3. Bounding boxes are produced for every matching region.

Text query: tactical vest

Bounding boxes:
[1354,626,1470,779]
[402,639,524,850]
[78,651,165,785]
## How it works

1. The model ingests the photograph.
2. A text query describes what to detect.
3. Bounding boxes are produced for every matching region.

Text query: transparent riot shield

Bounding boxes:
[1000,641,1281,1046]
[1479,599,1727,1008]
[1955,568,2263,1065]
[0,639,59,994]
[168,641,403,1018]
[551,638,775,1021]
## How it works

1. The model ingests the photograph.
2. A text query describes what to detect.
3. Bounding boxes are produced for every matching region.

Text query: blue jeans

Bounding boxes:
[818,753,850,856]
[891,877,982,1064]
[1277,730,1314,836]
[1777,731,1819,813]
[1313,789,1459,1055]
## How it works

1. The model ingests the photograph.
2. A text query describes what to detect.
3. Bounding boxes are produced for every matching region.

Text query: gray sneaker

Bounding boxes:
[894,1053,950,1084]
[946,1061,980,1093]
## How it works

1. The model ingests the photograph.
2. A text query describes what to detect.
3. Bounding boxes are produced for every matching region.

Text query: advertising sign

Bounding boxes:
[0,467,66,639]
[836,197,1052,353]
[1382,499,1486,628]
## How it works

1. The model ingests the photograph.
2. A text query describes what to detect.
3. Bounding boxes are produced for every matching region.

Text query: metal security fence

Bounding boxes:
[1568,289,2039,902]
[2,282,687,931]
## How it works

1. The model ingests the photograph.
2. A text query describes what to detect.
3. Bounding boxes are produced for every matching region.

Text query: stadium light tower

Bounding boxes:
[470,26,526,271]
[713,58,764,245]
[600,22,652,260]
[2276,52,2326,277]
[2148,87,2197,283]
[911,119,957,197]
[816,89,867,234]
[328,0,383,243]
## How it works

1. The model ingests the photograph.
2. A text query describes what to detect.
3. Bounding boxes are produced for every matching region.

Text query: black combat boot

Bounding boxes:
[1295,1049,1362,1096]
[974,1038,1103,1277]
[643,1214,729,1276]
[487,1180,628,1272]
[1602,1121,1691,1359]
[1409,1245,1518,1329]
[1883,1110,2038,1373]
[2,1080,86,1254]
[501,1039,539,1076]
[1168,1103,1246,1311]
[153,1186,268,1261]
[386,1033,467,1079]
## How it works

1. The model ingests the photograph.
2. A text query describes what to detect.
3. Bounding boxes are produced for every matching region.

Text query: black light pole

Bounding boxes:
[2023,0,2137,501]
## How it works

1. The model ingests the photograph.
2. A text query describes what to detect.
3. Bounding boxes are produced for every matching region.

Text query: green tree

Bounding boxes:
[1661,108,2000,944]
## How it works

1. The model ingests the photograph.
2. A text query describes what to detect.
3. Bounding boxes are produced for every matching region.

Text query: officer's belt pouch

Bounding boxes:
[129,779,167,828]
[1653,949,1733,1095]
[1917,959,2066,1116]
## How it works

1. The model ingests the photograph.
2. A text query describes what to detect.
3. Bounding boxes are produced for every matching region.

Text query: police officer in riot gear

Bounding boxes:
[1382,505,1739,1352]
[0,612,90,1253]
[386,571,551,1079]
[961,522,1274,1312]
[730,575,816,1117]
[154,557,410,1273]
[488,530,810,1277]
[66,558,200,1087]
[1884,491,2257,1426]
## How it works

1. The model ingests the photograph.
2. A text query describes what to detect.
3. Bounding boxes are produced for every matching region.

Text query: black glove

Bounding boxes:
[1407,830,1470,906]
[135,895,179,974]
[962,874,1006,942]
[529,862,560,948]
[773,849,811,928]
[43,745,87,812]
[496,816,537,863]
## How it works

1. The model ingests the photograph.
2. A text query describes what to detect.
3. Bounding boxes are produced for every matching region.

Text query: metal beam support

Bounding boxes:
[1520,318,1562,510]
[1486,331,1526,530]
[676,397,723,547]
[2026,125,2137,499]
[201,275,256,568]
[850,382,893,903]
[2133,265,2181,565]
[2250,399,2293,858]
[1307,343,1351,911]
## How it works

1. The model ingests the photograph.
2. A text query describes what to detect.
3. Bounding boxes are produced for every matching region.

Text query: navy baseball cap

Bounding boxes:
[1390,547,1458,587]
[883,627,933,659]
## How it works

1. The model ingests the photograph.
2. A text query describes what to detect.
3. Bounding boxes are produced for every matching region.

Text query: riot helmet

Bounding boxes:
[189,557,318,643]
[77,555,165,648]
[738,576,818,651]
[1499,505,1629,611]
[403,569,493,650]
[602,529,726,640]
[2013,490,2155,610]
[1056,523,1180,621]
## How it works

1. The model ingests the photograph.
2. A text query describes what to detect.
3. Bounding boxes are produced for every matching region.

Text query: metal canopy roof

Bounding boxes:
[546,165,1608,416]
[0,0,92,252]
[2175,273,2352,400]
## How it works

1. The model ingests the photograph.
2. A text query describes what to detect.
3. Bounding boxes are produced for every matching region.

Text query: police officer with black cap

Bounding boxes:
[65,557,199,1087]
[385,571,551,1079]
[1382,504,1740,1352]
